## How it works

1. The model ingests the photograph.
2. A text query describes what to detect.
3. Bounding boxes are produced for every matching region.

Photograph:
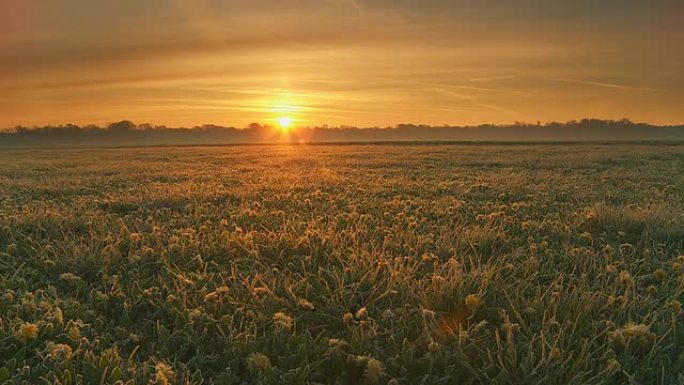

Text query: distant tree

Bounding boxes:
[248,122,263,130]
[107,120,137,133]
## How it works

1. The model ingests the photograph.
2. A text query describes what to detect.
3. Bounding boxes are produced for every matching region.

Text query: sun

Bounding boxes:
[277,116,293,130]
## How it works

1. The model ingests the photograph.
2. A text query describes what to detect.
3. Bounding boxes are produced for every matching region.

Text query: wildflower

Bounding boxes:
[216,286,229,294]
[189,308,202,321]
[672,262,682,271]
[465,294,481,310]
[142,246,154,258]
[247,353,271,372]
[364,358,385,383]
[128,232,143,243]
[670,300,682,313]
[166,294,177,304]
[18,323,38,340]
[59,273,81,283]
[381,309,394,322]
[6,243,17,255]
[618,271,632,285]
[252,287,268,297]
[67,325,80,340]
[154,362,174,385]
[48,343,73,358]
[606,264,616,273]
[273,312,293,331]
[549,347,562,360]
[3,291,14,303]
[580,231,592,242]
[298,298,315,311]
[355,307,368,320]
[603,245,614,257]
[343,312,354,324]
[611,323,655,349]
[168,243,181,254]
[50,307,64,323]
[607,358,621,372]
[653,269,666,283]
[203,292,219,303]
[647,285,657,295]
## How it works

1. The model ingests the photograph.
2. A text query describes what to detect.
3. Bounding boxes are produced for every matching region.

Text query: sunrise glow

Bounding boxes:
[277,116,293,131]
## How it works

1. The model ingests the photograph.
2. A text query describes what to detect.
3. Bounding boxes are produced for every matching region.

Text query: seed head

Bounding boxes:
[364,358,385,383]
[248,352,271,371]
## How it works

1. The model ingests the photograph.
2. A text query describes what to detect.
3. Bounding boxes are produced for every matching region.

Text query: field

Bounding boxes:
[1,143,683,385]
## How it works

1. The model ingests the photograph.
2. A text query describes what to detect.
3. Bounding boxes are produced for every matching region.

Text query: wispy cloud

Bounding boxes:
[552,78,658,92]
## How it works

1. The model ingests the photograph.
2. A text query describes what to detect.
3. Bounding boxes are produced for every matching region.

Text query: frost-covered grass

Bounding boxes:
[0,144,683,384]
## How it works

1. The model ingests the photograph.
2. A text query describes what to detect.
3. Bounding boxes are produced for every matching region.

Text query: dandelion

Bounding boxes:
[549,347,562,360]
[580,231,592,242]
[67,325,80,340]
[465,294,481,310]
[3,291,14,303]
[128,232,143,243]
[611,323,655,349]
[273,312,293,331]
[672,262,682,271]
[618,271,632,285]
[216,286,229,294]
[142,246,154,258]
[247,352,271,372]
[48,343,73,358]
[168,243,181,255]
[653,269,666,283]
[606,264,616,273]
[647,285,657,295]
[355,307,368,320]
[189,308,202,321]
[381,309,394,322]
[603,245,614,257]
[343,312,354,324]
[364,358,385,383]
[50,307,64,323]
[154,362,174,385]
[59,273,81,283]
[670,300,682,313]
[18,323,38,340]
[298,298,315,311]
[607,358,621,372]
[203,292,219,303]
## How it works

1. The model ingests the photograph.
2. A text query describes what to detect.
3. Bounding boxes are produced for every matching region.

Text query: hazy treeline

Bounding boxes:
[1,119,683,147]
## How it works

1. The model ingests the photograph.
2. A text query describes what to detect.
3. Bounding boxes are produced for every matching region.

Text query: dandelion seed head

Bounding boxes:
[247,352,271,371]
[364,358,385,383]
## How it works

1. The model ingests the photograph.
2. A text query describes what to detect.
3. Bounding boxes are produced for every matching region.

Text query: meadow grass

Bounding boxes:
[0,144,683,384]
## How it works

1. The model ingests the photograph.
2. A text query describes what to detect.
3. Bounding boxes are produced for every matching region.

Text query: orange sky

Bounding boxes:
[1,0,683,128]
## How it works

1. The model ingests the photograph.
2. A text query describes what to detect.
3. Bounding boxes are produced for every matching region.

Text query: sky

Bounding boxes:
[1,0,683,128]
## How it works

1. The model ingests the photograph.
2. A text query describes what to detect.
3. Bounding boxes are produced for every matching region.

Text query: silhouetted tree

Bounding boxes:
[108,120,137,133]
